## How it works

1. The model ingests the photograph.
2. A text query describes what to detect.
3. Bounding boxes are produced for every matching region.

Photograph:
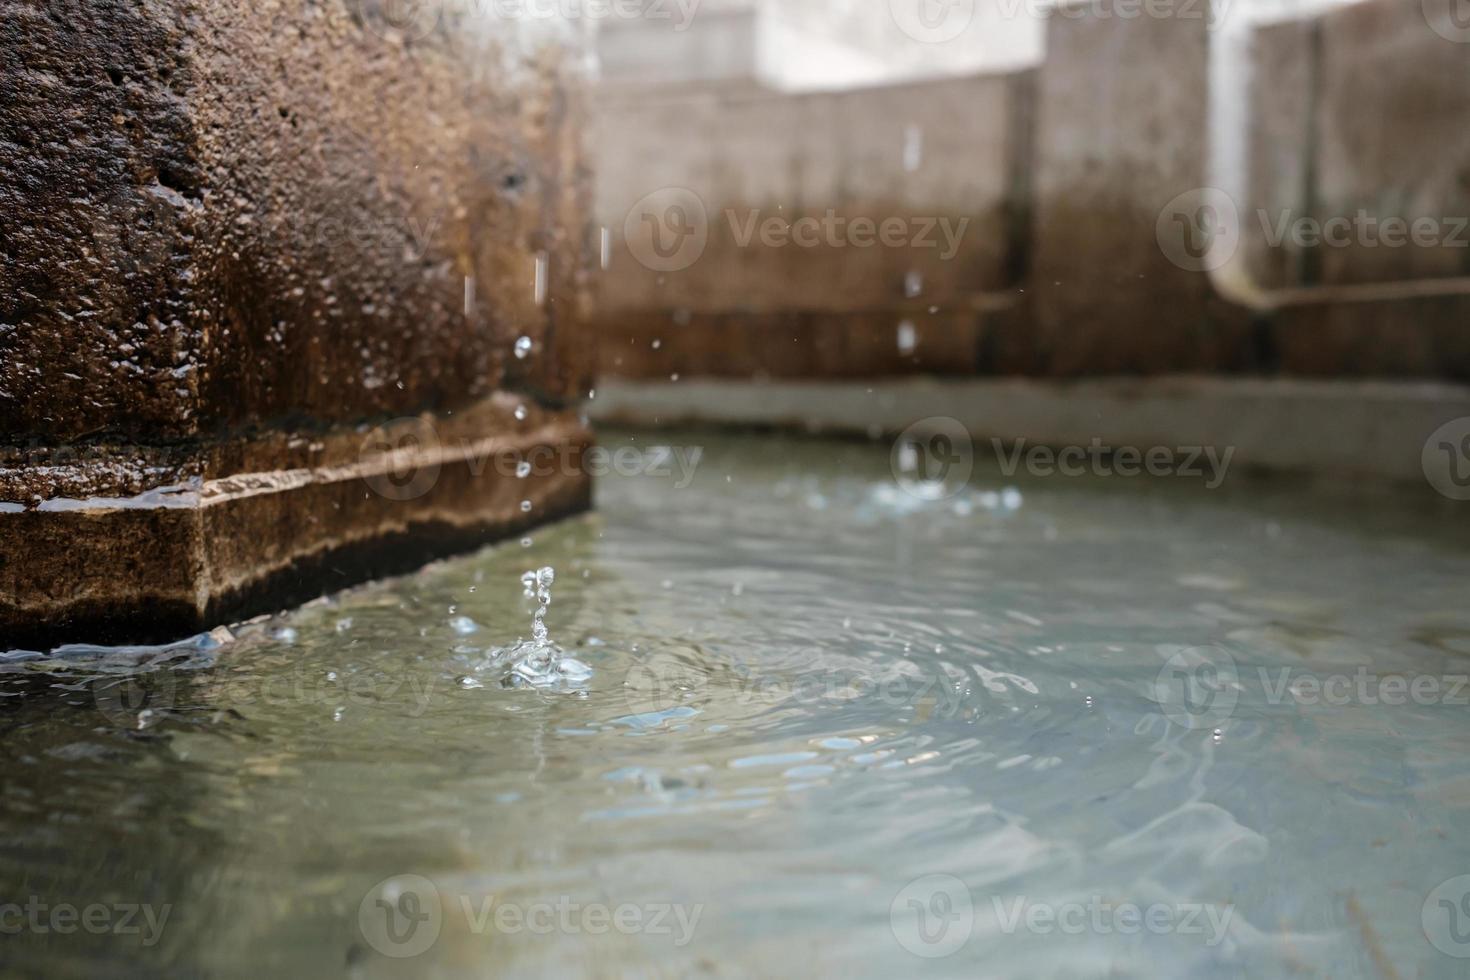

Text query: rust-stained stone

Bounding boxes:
[1270,292,1470,380]
[1314,0,1470,287]
[1243,14,1317,292]
[1028,3,1256,376]
[1,398,593,650]
[595,306,1021,381]
[591,70,1033,381]
[1,0,593,442]
[1243,0,1470,293]
[0,1,594,647]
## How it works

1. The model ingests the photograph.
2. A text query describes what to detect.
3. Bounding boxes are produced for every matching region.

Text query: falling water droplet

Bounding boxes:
[903,124,923,173]
[514,404,528,421]
[485,566,592,690]
[651,338,662,350]
[514,336,533,359]
[533,252,549,307]
[905,270,923,298]
[520,499,532,513]
[516,461,531,478]
[897,320,917,356]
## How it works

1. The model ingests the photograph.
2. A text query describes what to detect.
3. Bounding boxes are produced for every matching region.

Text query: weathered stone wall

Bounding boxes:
[1027,3,1256,375]
[596,0,1040,95]
[1244,2,1470,290]
[1,0,595,647]
[596,0,1470,383]
[1238,1,1470,378]
[593,70,1034,378]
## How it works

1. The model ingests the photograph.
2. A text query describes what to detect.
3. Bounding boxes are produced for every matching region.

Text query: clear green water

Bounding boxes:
[4,429,1470,978]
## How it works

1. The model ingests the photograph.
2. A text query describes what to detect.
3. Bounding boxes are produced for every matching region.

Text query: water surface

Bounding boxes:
[4,429,1470,978]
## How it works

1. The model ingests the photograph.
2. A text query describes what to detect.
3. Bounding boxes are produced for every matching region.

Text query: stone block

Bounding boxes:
[1315,0,1470,286]
[1242,13,1317,291]
[1029,0,1255,375]
[0,0,594,647]
[593,69,1033,378]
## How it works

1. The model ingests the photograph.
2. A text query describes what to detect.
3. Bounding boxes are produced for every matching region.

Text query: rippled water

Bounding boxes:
[4,429,1470,978]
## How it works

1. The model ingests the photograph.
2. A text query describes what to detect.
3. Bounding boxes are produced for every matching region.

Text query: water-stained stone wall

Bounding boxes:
[0,0,595,647]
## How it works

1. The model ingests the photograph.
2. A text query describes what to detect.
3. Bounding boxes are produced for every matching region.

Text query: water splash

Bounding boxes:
[488,567,592,690]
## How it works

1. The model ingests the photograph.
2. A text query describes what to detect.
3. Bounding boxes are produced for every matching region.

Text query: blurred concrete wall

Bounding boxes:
[592,0,1470,382]
[597,0,1040,93]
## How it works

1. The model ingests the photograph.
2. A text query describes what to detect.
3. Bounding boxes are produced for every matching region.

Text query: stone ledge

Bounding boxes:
[588,376,1470,488]
[1,1,594,647]
[1,401,592,650]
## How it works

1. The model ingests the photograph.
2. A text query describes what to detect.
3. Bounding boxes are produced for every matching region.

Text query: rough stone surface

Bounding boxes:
[1,0,594,647]
[1,0,593,442]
